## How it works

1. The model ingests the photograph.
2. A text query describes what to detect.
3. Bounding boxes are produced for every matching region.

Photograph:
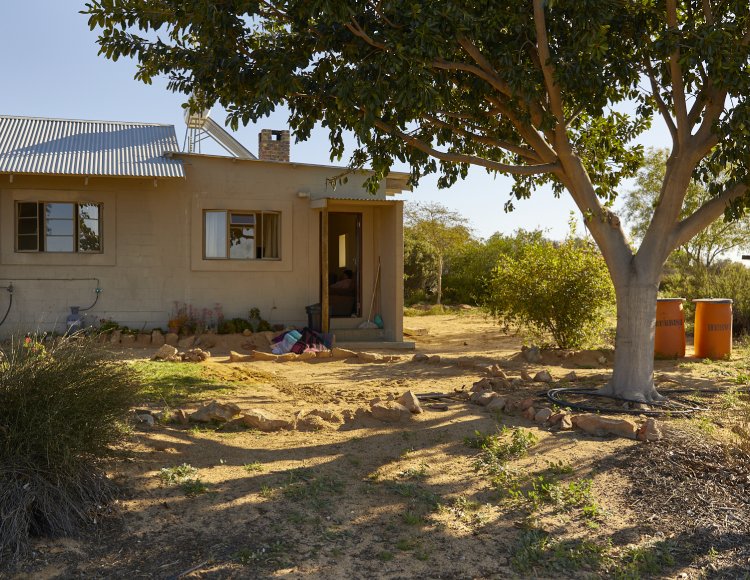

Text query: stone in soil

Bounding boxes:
[520,370,532,381]
[487,397,506,412]
[152,344,178,361]
[534,408,553,423]
[471,378,492,393]
[533,370,553,383]
[637,418,662,441]
[181,348,210,362]
[190,400,242,423]
[151,330,165,346]
[371,401,411,423]
[331,347,357,359]
[136,413,155,427]
[427,355,441,364]
[470,391,497,406]
[522,406,537,420]
[563,371,578,382]
[397,390,423,414]
[412,353,429,362]
[358,352,384,363]
[171,409,189,425]
[489,377,511,391]
[238,409,293,431]
[486,364,507,378]
[572,414,638,439]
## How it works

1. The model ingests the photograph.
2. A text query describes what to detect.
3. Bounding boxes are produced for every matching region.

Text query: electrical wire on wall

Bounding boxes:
[0,278,102,328]
[0,284,13,327]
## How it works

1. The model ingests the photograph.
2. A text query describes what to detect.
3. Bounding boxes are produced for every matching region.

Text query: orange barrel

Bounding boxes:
[654,298,686,358]
[692,298,733,360]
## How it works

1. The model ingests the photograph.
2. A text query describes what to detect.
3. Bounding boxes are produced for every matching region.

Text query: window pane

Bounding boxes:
[17,234,38,251]
[46,236,75,252]
[18,218,38,235]
[229,226,255,259]
[18,202,38,218]
[46,219,75,237]
[230,213,255,225]
[79,220,101,252]
[46,203,74,219]
[204,211,227,258]
[79,203,99,220]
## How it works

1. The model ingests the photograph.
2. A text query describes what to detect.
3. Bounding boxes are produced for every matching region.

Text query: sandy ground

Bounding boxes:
[9,311,746,579]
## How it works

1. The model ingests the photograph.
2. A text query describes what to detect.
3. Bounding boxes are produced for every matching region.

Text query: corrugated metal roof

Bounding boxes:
[0,115,184,178]
[311,191,388,202]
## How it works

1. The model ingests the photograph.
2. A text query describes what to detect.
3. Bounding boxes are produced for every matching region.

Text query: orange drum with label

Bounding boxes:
[654,298,685,358]
[692,298,733,360]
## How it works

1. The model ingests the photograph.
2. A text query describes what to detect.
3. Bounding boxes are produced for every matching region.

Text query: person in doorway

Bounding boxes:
[330,269,355,291]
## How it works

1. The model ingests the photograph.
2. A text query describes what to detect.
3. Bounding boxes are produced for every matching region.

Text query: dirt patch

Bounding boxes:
[7,313,750,578]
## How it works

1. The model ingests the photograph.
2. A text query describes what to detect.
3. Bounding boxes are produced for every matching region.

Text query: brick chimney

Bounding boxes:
[258,129,290,162]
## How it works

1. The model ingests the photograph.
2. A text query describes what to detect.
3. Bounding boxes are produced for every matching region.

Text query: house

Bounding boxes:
[0,114,411,346]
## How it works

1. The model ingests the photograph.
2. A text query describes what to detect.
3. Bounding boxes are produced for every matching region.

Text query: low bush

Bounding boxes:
[483,234,615,349]
[0,336,138,561]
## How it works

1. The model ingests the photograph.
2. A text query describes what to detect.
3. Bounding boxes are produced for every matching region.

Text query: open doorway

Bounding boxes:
[326,212,362,317]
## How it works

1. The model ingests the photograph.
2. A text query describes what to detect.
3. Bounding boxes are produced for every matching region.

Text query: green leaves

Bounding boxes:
[483,230,615,349]
[82,0,750,245]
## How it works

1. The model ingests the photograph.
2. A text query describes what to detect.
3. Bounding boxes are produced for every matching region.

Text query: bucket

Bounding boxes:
[305,303,322,332]
[692,298,733,360]
[654,298,685,358]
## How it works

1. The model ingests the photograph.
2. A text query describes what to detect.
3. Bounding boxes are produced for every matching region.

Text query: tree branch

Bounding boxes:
[371,118,559,176]
[423,115,542,162]
[645,59,678,142]
[533,0,564,124]
[431,58,513,98]
[345,19,386,49]
[483,95,558,163]
[666,0,689,142]
[670,183,749,251]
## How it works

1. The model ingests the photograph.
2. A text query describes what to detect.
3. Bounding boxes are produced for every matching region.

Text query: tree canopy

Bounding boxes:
[85,0,750,401]
[404,202,471,305]
[625,149,750,269]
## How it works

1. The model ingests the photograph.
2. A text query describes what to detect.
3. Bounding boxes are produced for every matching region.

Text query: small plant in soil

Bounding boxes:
[158,463,209,497]
[235,540,288,566]
[398,463,429,480]
[401,511,424,526]
[243,462,264,473]
[159,463,199,485]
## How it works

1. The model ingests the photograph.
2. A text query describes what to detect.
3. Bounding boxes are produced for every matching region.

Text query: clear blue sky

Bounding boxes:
[0,1,672,239]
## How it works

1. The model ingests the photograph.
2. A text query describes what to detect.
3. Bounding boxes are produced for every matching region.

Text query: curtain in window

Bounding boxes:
[205,211,227,258]
[262,212,280,258]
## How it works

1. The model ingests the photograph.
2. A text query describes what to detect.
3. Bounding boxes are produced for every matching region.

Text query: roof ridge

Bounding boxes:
[0,114,175,128]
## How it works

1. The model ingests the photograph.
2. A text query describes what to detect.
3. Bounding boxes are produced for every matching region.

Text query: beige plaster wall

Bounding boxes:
[0,155,404,339]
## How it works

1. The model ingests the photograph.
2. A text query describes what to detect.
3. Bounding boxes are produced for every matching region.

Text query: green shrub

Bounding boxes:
[483,235,615,349]
[0,336,138,561]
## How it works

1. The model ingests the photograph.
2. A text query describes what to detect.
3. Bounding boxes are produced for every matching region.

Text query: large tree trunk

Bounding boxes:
[600,277,663,402]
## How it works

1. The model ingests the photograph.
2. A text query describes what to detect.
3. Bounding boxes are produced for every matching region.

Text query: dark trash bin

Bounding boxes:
[306,303,322,332]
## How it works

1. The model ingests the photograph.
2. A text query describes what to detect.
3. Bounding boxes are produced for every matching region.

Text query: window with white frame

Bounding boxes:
[204,210,281,260]
[16,202,102,253]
